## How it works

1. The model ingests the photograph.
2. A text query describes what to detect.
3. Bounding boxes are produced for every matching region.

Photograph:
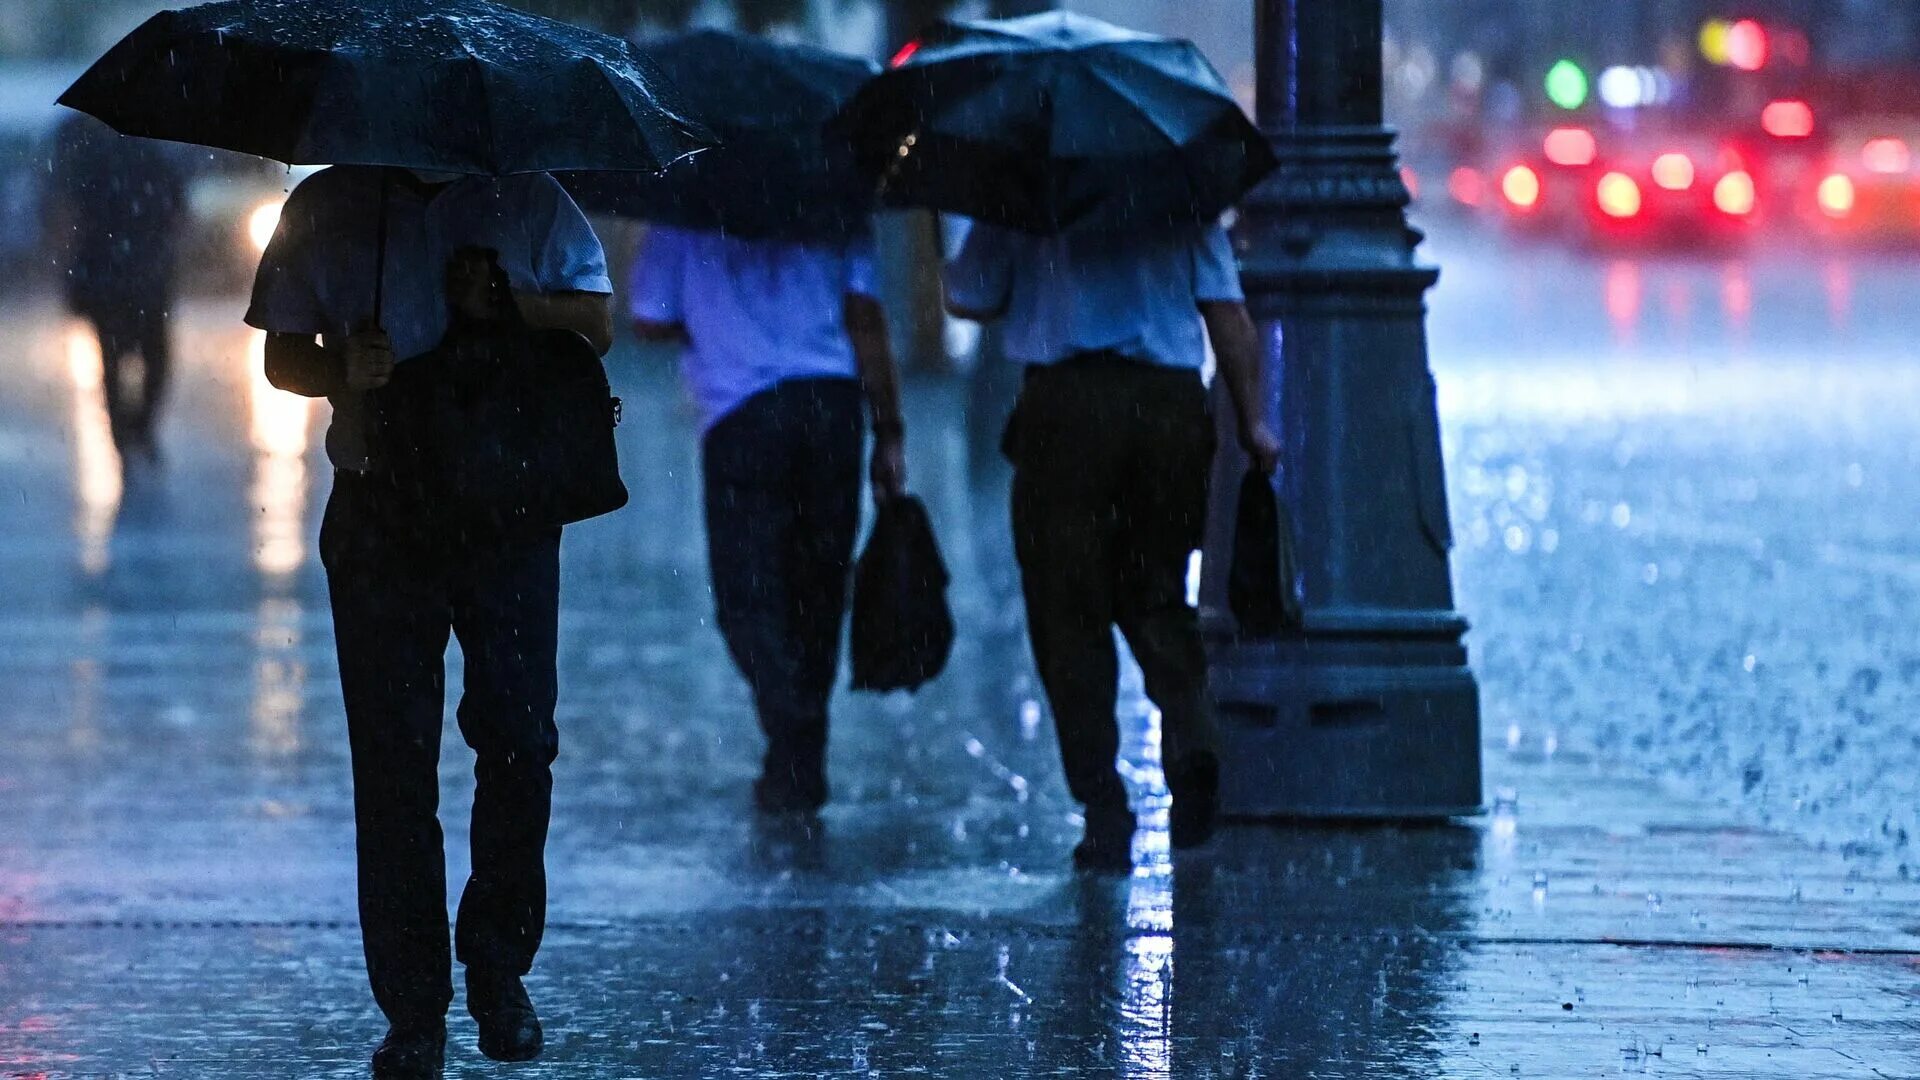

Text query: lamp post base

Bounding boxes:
[1208,609,1482,819]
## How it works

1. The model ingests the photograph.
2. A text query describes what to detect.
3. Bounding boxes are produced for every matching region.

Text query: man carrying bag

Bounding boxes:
[631,224,907,816]
[946,219,1280,874]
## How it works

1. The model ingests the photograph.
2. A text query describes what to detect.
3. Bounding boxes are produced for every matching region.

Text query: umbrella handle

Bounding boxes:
[372,170,388,330]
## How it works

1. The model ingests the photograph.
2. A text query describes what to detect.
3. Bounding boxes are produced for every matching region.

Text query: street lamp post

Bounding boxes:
[1198,0,1482,818]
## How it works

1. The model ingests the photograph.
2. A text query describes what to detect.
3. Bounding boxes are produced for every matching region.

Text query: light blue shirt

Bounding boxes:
[944,220,1244,368]
[246,165,611,469]
[628,225,876,431]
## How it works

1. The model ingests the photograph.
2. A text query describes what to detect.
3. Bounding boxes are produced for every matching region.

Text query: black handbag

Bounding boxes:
[849,495,955,692]
[1228,470,1303,637]
[377,324,628,534]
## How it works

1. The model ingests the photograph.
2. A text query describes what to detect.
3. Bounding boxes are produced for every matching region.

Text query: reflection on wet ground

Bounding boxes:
[2,243,1920,1075]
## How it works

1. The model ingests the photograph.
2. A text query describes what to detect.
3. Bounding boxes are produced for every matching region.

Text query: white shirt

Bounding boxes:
[628,225,876,431]
[943,220,1244,368]
[246,165,611,469]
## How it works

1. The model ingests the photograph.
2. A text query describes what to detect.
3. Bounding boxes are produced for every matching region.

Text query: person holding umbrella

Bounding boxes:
[843,12,1281,873]
[60,2,704,1075]
[609,31,907,816]
[256,175,609,1077]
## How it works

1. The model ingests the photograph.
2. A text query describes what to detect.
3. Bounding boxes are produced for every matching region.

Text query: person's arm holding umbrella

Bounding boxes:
[251,178,395,396]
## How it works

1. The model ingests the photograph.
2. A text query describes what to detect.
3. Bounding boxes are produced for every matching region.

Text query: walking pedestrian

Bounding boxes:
[945,219,1280,873]
[630,224,907,815]
[46,113,187,461]
[246,164,614,1079]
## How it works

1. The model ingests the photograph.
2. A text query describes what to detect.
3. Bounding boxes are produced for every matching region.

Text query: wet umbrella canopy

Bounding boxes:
[559,30,877,240]
[56,0,708,175]
[837,11,1275,234]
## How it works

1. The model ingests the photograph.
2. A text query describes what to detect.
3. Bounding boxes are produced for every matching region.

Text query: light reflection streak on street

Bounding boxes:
[1120,703,1173,1079]
[1720,262,1753,329]
[249,596,305,759]
[64,323,119,576]
[246,330,312,577]
[1824,260,1852,327]
[1437,360,1920,424]
[1605,260,1641,341]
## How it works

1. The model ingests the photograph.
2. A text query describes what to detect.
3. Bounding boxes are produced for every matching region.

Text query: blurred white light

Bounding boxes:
[1649,68,1676,105]
[1598,66,1643,108]
[248,198,285,253]
[1402,45,1438,96]
[1451,51,1485,93]
[1636,67,1662,106]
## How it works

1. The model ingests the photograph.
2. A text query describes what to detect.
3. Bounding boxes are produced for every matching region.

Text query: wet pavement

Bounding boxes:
[6,233,1920,1077]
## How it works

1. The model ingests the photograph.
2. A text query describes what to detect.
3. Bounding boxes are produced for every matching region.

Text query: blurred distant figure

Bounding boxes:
[630,224,907,815]
[47,113,188,461]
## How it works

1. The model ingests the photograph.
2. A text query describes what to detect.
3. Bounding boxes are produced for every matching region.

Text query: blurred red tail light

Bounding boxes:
[1501,164,1542,209]
[890,39,922,67]
[1543,127,1597,167]
[1597,172,1642,218]
[1761,100,1815,138]
[1863,138,1911,174]
[1818,173,1856,217]
[1728,19,1769,71]
[1652,153,1695,190]
[1713,171,1756,215]
[1448,166,1486,207]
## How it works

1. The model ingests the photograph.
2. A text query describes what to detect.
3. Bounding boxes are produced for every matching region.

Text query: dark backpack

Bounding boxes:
[849,495,954,692]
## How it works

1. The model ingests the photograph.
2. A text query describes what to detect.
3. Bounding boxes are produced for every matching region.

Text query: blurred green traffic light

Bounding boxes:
[1545,59,1588,110]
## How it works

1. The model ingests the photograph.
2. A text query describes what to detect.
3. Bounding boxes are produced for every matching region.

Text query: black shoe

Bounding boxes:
[1168,753,1221,850]
[753,764,827,816]
[1072,805,1136,875]
[371,1023,445,1079]
[466,968,543,1062]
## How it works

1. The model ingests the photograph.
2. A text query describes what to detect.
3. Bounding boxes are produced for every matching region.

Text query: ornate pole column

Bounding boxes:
[1198,0,1481,818]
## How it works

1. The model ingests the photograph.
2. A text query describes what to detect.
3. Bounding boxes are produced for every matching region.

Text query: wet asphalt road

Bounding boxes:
[3,230,1920,1075]
[1428,229,1920,873]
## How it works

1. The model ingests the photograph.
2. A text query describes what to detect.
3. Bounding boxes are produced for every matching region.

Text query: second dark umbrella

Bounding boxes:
[559,30,879,239]
[837,11,1274,234]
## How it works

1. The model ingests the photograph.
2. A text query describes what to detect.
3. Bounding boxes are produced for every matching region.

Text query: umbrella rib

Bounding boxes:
[1071,62,1188,157]
[447,28,499,174]
[588,58,703,172]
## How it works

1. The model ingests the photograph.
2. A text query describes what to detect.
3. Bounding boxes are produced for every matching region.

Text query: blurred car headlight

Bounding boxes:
[248,198,285,253]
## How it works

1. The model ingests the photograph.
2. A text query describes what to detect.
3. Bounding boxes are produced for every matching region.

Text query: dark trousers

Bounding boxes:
[319,473,561,1028]
[1004,355,1221,816]
[702,378,864,779]
[79,293,171,449]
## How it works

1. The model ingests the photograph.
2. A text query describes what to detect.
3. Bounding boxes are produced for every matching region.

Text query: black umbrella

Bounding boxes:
[559,30,878,240]
[58,0,705,175]
[59,0,710,319]
[837,11,1275,234]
